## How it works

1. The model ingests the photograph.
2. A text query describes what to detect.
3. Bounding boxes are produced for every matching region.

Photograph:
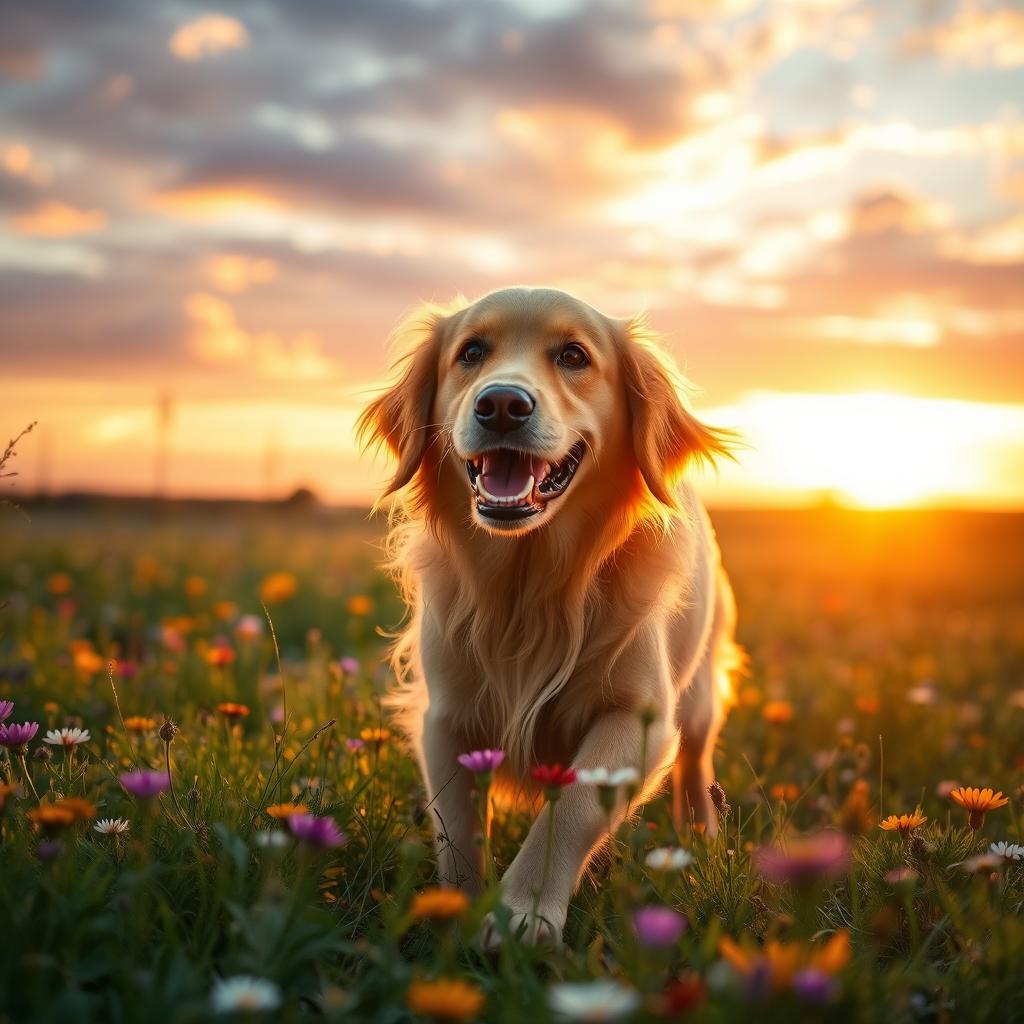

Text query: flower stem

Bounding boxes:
[17,754,41,802]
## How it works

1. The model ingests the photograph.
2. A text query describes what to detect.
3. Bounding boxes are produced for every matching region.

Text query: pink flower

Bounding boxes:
[287,814,346,849]
[633,906,688,948]
[344,737,365,752]
[339,656,360,676]
[753,831,851,885]
[457,749,506,774]
[0,721,39,750]
[0,700,14,722]
[119,770,171,799]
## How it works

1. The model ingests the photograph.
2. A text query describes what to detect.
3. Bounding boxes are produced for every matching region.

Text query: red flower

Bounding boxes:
[531,764,577,789]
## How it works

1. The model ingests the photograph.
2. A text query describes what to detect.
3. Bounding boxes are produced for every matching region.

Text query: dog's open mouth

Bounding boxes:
[466,441,585,521]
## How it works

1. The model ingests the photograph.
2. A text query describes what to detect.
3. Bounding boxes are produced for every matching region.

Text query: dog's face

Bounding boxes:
[434,289,627,533]
[360,287,729,536]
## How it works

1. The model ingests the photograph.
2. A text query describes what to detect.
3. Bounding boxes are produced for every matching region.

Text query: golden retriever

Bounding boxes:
[359,287,740,945]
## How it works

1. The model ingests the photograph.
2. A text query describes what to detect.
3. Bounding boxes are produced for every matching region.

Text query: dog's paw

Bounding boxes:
[479,905,564,951]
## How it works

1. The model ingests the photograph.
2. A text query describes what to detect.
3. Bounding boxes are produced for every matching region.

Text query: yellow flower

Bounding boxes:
[950,787,1010,829]
[346,594,374,616]
[879,812,927,835]
[409,887,470,921]
[217,702,250,719]
[360,727,390,744]
[265,802,308,819]
[123,715,157,733]
[260,571,298,604]
[761,700,794,725]
[406,979,484,1021]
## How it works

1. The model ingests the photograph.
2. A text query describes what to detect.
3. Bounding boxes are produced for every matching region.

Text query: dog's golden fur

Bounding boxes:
[359,287,740,943]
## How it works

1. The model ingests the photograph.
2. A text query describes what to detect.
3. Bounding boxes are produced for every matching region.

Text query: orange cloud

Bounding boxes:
[153,184,285,220]
[207,254,278,293]
[11,201,106,237]
[908,7,1024,68]
[169,14,249,62]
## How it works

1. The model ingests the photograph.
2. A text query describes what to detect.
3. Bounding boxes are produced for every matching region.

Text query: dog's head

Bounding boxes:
[359,287,731,535]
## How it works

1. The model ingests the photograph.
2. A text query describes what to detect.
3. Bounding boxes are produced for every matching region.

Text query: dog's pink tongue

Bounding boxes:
[480,451,543,498]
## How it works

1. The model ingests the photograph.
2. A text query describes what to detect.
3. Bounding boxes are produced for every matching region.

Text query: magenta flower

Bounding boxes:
[457,749,506,774]
[793,968,839,1005]
[339,656,360,676]
[753,831,851,885]
[0,721,39,750]
[345,737,365,752]
[287,813,346,849]
[0,700,13,722]
[119,770,171,799]
[633,906,688,948]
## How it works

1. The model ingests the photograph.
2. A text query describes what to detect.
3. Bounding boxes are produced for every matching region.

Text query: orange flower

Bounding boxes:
[28,804,76,831]
[47,572,73,595]
[217,702,250,719]
[55,797,96,821]
[205,646,236,667]
[770,783,801,803]
[183,575,208,598]
[0,782,20,813]
[838,780,875,835]
[409,887,470,921]
[260,571,297,604]
[950,787,1009,829]
[346,594,374,616]
[719,931,850,992]
[855,695,879,715]
[360,727,390,744]
[73,646,105,676]
[406,979,484,1020]
[265,802,308,819]
[123,715,157,733]
[879,811,927,835]
[762,700,794,725]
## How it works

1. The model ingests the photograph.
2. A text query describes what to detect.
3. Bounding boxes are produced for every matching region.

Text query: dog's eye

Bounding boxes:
[458,339,486,364]
[557,342,589,369]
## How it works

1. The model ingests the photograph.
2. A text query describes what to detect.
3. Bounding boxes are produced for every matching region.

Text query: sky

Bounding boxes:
[2,0,1023,508]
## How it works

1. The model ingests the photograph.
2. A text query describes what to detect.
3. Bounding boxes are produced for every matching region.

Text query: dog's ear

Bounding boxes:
[620,316,733,509]
[358,304,447,497]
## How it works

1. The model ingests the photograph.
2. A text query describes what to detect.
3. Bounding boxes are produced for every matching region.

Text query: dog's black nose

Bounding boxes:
[473,384,535,434]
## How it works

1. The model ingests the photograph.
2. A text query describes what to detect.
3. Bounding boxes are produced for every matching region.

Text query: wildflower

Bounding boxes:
[344,737,365,752]
[0,700,12,721]
[94,818,130,836]
[935,779,960,798]
[547,980,640,1021]
[409,887,470,921]
[838,779,874,835]
[28,804,76,832]
[33,746,52,763]
[287,813,346,849]
[55,797,96,821]
[346,594,373,616]
[253,830,290,850]
[709,780,731,815]
[884,867,919,887]
[961,852,1003,875]
[259,571,297,604]
[792,968,839,1005]
[989,841,1024,861]
[206,645,236,668]
[532,763,577,800]
[950,787,1009,829]
[265,802,308,819]
[457,748,506,774]
[905,685,935,706]
[769,783,800,803]
[719,931,850,996]
[159,719,179,743]
[339,656,360,675]
[44,727,91,748]
[37,839,62,861]
[120,769,171,799]
[216,702,250,719]
[123,716,156,733]
[183,575,207,598]
[575,766,640,787]
[48,572,73,594]
[762,700,794,725]
[854,695,879,715]
[645,846,694,871]
[753,831,851,885]
[360,727,390,744]
[0,782,20,813]
[0,721,39,752]
[659,975,705,1016]
[879,812,927,835]
[211,976,283,1015]
[633,905,687,948]
[407,978,484,1020]
[235,613,264,640]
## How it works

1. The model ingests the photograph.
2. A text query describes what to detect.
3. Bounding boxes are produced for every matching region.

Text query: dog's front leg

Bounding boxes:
[486,710,676,946]
[420,707,482,893]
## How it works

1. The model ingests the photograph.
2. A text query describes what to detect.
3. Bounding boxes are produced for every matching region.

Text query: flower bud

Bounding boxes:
[159,719,179,743]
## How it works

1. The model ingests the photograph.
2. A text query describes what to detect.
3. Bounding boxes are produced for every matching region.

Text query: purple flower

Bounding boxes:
[0,700,13,722]
[344,737,365,752]
[36,840,62,862]
[633,906,688,948]
[119,770,171,799]
[287,813,346,849]
[753,831,851,885]
[457,749,506,774]
[339,656,360,676]
[792,968,839,1005]
[0,721,39,750]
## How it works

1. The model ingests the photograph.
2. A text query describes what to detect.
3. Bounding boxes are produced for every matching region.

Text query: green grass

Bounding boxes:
[1,504,1022,1022]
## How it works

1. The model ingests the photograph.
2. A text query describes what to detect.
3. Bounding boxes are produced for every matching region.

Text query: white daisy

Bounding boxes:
[94,818,130,836]
[989,841,1024,861]
[548,980,640,1021]
[44,727,91,747]
[576,767,640,787]
[645,846,694,871]
[211,975,282,1014]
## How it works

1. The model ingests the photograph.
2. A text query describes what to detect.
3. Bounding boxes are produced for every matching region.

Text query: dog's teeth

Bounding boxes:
[477,475,535,505]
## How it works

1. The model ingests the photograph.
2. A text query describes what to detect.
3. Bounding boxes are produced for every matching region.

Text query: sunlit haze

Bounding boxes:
[3,1,1023,508]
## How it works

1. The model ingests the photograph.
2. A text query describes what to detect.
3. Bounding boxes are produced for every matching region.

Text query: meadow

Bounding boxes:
[1,499,1022,1023]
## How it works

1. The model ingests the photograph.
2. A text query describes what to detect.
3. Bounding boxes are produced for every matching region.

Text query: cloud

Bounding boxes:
[906,4,1024,69]
[11,201,106,236]
[206,253,278,293]
[169,13,249,62]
